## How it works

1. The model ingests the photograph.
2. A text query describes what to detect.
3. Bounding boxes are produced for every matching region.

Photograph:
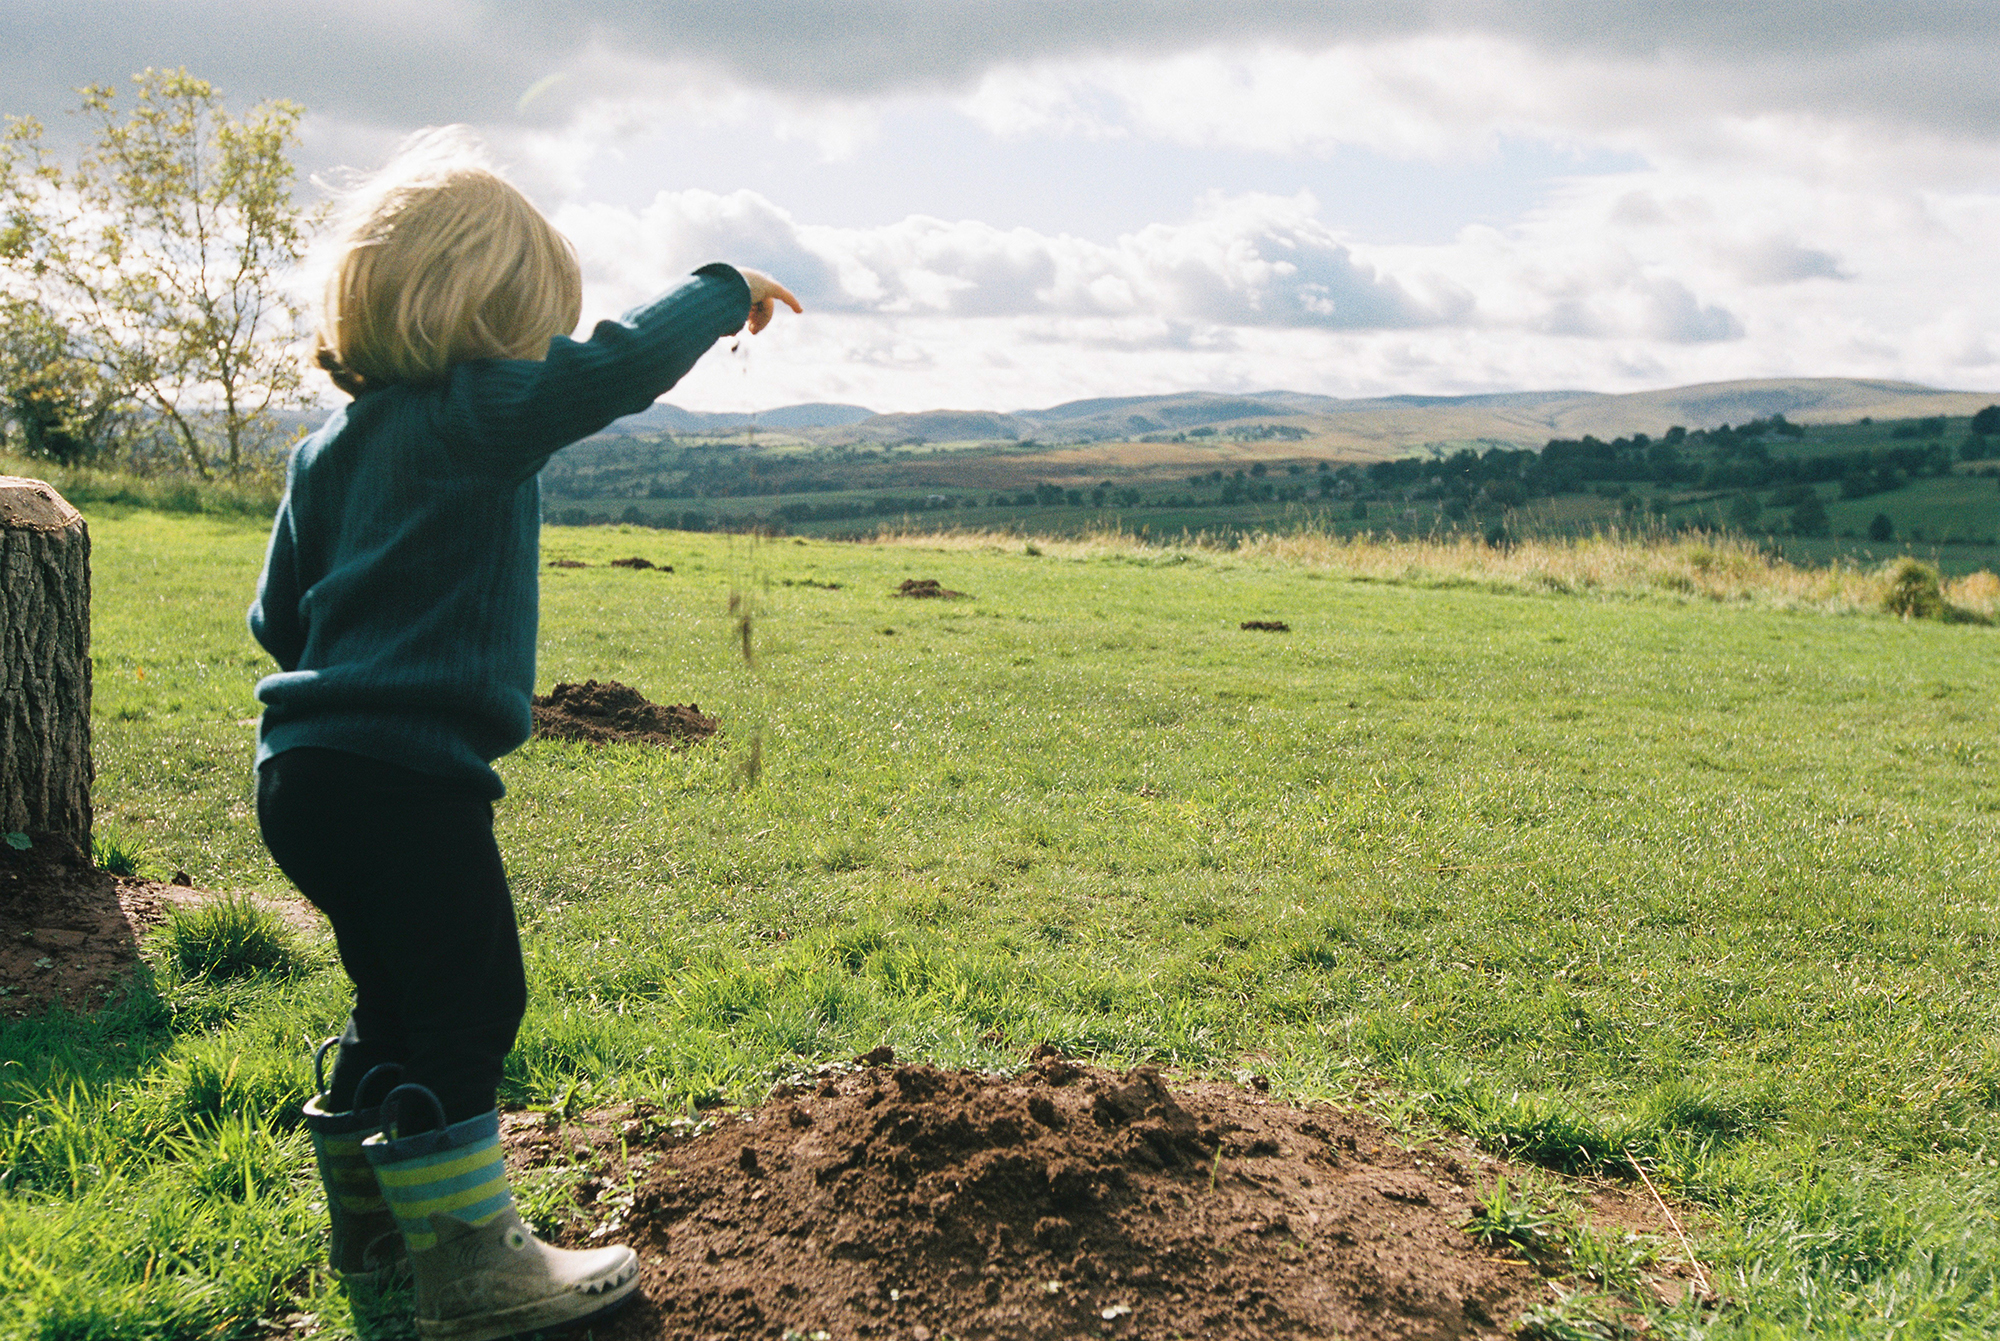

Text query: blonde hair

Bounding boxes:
[314,130,582,394]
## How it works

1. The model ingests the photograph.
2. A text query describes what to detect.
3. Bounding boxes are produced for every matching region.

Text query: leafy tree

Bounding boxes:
[1,69,314,477]
[1788,489,1830,537]
[1868,512,1894,542]
[1973,404,2000,435]
[0,294,129,462]
[1726,493,1762,532]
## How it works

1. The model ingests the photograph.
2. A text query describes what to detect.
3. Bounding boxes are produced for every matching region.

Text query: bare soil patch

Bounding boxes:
[1240,620,1291,633]
[895,579,969,599]
[0,836,220,1018]
[504,1048,1696,1341]
[531,680,719,749]
[611,556,672,572]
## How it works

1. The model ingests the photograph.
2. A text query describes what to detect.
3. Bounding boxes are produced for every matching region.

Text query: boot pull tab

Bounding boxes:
[380,1083,450,1140]
[352,1063,407,1114]
[312,1035,342,1098]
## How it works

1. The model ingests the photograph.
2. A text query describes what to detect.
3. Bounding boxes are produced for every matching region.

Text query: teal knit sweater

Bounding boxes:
[248,264,752,797]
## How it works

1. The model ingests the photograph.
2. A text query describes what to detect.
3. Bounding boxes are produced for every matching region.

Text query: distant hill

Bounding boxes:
[755,403,880,430]
[1527,379,1988,440]
[856,380,1995,456]
[819,409,1028,444]
[595,378,1997,461]
[598,401,877,436]
[1021,393,1293,434]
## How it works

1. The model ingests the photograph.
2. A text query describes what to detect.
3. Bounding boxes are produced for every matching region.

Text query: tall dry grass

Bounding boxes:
[868,522,2000,622]
[0,452,282,518]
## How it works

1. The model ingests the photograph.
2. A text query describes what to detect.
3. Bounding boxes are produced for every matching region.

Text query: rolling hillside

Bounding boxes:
[602,377,1998,463]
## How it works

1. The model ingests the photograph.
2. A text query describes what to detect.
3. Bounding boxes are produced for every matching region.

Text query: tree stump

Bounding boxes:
[0,477,92,862]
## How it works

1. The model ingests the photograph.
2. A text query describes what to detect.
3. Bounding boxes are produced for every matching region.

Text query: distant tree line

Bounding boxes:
[543,405,2000,542]
[1341,413,1997,511]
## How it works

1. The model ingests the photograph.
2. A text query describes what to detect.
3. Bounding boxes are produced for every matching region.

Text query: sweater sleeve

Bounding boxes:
[438,263,752,478]
[247,493,306,672]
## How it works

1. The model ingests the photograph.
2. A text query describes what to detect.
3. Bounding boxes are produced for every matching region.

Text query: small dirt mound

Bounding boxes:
[895,578,968,599]
[512,1049,1671,1341]
[1241,620,1291,633]
[611,556,672,572]
[550,558,589,569]
[531,680,718,748]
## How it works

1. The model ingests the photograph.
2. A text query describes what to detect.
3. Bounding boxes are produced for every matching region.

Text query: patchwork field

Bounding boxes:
[543,404,2000,579]
[3,509,1999,1337]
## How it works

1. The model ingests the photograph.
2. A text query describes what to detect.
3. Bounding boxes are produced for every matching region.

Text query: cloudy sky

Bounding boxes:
[7,2,1999,413]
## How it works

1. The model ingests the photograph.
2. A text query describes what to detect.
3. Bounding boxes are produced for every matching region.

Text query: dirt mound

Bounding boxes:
[895,578,968,599]
[0,836,197,1018]
[1241,620,1291,632]
[505,1048,1684,1341]
[531,680,718,748]
[611,556,672,571]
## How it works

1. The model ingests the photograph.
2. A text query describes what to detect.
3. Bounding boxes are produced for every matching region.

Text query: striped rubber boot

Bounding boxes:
[301,1039,406,1278]
[364,1084,639,1341]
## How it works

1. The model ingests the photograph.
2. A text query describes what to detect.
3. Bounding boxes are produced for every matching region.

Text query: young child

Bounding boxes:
[251,131,798,1339]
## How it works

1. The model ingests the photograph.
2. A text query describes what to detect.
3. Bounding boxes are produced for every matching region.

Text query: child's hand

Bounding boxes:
[738,268,802,334]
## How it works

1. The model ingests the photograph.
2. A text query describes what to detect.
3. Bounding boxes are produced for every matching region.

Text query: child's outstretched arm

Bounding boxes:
[437,264,797,476]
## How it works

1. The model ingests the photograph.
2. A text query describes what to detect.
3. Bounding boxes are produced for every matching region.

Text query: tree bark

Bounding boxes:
[0,476,91,861]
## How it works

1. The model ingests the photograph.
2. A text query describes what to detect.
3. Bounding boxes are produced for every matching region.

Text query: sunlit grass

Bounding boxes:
[872,520,2000,618]
[2,511,1997,1337]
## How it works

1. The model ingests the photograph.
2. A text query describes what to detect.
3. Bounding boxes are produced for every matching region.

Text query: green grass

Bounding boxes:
[0,452,284,520]
[159,896,309,983]
[4,511,2000,1336]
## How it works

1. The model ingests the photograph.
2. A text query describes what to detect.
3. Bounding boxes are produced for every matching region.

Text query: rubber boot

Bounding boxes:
[364,1084,639,1341]
[302,1037,407,1278]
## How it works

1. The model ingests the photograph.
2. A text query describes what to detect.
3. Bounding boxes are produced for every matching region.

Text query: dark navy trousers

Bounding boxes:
[258,746,525,1124]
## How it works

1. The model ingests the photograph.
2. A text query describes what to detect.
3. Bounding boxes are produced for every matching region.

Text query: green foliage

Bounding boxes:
[91,821,148,877]
[0,294,132,464]
[158,894,306,982]
[0,450,282,516]
[1466,1176,1566,1257]
[0,68,314,478]
[1788,488,1830,537]
[1882,556,1946,620]
[1515,1294,1641,1341]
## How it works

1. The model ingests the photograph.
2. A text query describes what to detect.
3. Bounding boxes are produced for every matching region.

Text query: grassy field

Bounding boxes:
[4,509,2000,1337]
